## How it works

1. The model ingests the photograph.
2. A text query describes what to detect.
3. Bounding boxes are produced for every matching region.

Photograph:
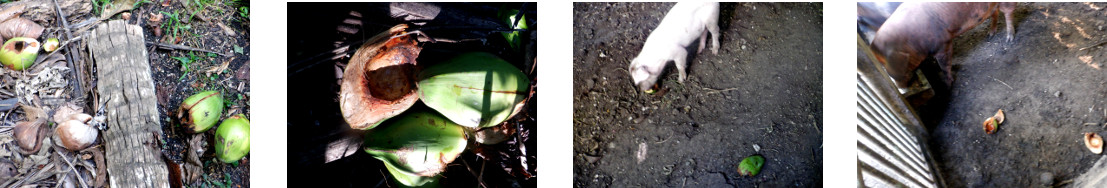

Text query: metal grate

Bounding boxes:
[856,35,944,188]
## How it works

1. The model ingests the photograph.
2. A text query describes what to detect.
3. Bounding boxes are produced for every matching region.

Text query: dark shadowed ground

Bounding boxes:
[903,2,1107,187]
[573,2,823,187]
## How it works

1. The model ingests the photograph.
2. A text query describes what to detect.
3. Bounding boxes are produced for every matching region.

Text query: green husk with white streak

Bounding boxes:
[363,108,467,187]
[417,52,529,128]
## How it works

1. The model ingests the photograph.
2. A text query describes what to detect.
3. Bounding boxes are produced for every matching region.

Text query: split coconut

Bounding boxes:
[339,24,421,130]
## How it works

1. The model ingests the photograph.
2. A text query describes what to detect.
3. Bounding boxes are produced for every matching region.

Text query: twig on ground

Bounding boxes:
[989,76,1014,90]
[459,157,488,188]
[31,36,83,68]
[479,159,487,187]
[9,162,55,188]
[703,87,741,94]
[1055,178,1073,187]
[811,122,821,134]
[55,150,88,188]
[145,41,231,56]
[1079,40,1107,51]
[52,0,83,100]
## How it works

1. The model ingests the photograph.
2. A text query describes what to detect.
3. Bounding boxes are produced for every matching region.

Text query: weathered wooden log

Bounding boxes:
[0,0,91,25]
[88,20,169,188]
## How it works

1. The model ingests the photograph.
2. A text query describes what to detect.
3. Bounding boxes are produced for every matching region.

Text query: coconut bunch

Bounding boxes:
[177,91,250,163]
[342,22,533,186]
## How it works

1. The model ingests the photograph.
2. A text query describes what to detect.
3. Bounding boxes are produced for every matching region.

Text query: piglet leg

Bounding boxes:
[707,20,720,54]
[673,48,689,83]
[698,31,707,53]
[934,42,956,86]
[1000,2,1016,42]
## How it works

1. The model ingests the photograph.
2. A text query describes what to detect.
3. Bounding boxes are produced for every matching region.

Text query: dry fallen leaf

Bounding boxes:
[100,0,137,20]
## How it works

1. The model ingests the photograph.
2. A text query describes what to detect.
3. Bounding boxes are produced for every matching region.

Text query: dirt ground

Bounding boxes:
[286,3,536,187]
[907,2,1107,187]
[573,2,822,187]
[129,0,252,187]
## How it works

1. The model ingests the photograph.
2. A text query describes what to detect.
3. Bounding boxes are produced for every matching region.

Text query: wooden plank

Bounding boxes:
[88,20,169,188]
[1074,155,1107,187]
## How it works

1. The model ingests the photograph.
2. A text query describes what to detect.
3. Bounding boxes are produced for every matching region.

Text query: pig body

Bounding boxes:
[870,2,1015,87]
[857,2,901,42]
[629,2,720,92]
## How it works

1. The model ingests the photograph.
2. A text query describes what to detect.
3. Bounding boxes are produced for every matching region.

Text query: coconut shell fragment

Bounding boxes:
[1086,132,1103,154]
[994,109,1005,124]
[13,105,47,154]
[982,117,999,134]
[982,109,1005,134]
[56,115,98,151]
[339,24,422,130]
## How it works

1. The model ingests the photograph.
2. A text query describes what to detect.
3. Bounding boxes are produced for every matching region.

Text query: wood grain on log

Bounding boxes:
[89,20,169,188]
[0,0,90,25]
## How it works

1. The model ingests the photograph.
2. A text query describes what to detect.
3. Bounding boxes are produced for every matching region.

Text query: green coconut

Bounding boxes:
[417,52,529,128]
[363,108,467,187]
[215,114,250,163]
[0,37,39,70]
[179,91,223,133]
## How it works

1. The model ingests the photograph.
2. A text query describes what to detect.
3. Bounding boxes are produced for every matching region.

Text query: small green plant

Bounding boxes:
[171,52,200,80]
[185,0,219,19]
[132,0,152,8]
[91,0,111,15]
[160,10,192,40]
[238,6,249,19]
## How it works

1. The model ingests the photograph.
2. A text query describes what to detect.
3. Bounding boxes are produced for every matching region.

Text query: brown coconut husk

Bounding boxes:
[1086,132,1103,154]
[339,24,422,130]
[12,105,47,154]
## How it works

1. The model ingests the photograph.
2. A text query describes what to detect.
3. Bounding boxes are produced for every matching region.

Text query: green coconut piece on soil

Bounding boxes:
[738,154,765,177]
